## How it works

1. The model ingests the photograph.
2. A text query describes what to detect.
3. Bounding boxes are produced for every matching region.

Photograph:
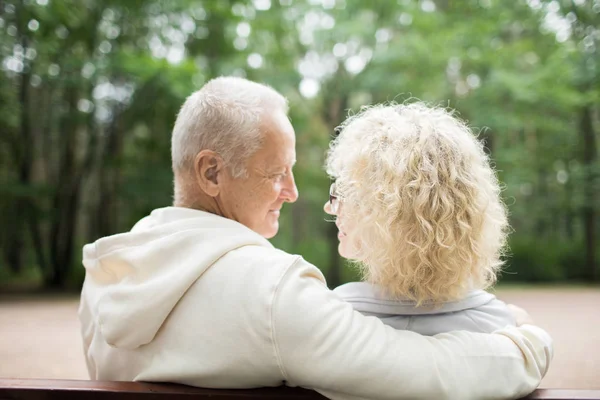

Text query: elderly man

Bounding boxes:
[79,77,552,400]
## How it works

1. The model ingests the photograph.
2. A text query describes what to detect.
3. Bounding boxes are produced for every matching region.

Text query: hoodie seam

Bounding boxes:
[269,256,303,383]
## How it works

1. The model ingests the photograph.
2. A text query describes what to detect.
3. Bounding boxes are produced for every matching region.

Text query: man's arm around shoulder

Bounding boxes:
[270,259,553,400]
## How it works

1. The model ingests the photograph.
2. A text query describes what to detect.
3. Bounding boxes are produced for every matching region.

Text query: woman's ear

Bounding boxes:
[193,150,223,197]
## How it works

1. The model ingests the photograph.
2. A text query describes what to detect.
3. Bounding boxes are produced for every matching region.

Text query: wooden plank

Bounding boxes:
[1,379,599,400]
[524,389,600,400]
[0,378,326,399]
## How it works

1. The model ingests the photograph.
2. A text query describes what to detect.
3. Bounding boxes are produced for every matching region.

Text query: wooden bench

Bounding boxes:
[1,379,599,400]
[0,378,600,400]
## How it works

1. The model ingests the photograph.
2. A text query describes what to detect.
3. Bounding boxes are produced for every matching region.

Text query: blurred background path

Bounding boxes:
[1,287,598,389]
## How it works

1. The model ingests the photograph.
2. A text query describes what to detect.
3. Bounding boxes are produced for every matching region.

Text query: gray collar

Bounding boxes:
[334,282,496,315]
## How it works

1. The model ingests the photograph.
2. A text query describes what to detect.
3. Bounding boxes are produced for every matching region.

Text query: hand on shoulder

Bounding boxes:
[506,303,535,326]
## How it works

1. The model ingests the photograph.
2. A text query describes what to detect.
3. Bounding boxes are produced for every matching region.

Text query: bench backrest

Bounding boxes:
[1,379,599,400]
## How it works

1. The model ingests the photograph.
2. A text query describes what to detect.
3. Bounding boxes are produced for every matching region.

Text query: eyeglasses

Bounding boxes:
[329,182,340,214]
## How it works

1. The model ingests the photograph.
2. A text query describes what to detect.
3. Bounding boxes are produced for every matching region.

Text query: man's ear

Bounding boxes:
[194,150,223,197]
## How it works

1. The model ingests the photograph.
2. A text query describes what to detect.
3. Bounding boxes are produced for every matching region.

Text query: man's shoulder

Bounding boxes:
[225,245,326,286]
[228,243,299,264]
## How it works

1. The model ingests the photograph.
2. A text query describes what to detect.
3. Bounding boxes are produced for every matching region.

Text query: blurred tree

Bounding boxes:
[0,0,597,288]
[560,0,599,281]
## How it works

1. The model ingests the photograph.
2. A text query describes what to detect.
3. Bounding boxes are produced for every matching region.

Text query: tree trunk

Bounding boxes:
[535,169,548,236]
[96,106,124,238]
[28,208,48,276]
[47,86,79,288]
[6,4,33,274]
[580,106,597,281]
[564,163,574,240]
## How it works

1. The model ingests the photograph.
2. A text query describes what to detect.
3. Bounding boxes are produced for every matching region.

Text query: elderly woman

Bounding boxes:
[325,102,517,335]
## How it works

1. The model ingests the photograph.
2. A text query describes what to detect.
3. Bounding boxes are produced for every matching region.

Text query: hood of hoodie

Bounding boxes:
[81,207,272,350]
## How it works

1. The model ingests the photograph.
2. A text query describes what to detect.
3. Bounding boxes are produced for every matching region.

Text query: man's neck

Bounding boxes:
[173,177,223,217]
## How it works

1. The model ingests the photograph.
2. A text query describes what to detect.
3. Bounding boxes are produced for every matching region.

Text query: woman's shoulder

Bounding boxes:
[334,283,499,315]
[333,281,380,299]
[334,283,515,334]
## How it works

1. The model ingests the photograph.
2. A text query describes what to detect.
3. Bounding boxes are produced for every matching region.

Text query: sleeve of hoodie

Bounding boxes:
[271,259,553,400]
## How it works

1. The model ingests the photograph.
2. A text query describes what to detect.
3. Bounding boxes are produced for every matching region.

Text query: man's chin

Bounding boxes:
[260,223,279,239]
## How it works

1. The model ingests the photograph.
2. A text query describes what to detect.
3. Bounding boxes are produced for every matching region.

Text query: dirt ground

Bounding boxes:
[0,287,598,389]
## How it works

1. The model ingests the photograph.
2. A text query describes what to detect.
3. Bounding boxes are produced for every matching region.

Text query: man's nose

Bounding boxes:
[282,172,299,203]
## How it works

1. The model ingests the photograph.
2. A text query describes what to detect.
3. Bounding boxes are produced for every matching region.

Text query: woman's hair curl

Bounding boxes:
[326,102,509,305]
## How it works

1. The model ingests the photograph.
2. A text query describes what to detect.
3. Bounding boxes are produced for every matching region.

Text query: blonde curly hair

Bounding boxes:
[326,102,509,305]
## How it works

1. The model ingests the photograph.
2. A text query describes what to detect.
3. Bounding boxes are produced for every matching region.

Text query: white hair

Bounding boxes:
[327,102,509,305]
[171,76,288,180]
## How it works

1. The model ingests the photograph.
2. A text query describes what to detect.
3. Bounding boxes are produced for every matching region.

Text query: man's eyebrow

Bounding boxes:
[268,159,295,172]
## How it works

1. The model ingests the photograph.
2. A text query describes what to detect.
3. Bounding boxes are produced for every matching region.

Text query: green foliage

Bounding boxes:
[502,235,594,283]
[0,0,598,289]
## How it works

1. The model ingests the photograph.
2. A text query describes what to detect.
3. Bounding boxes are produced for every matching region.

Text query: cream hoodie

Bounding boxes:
[79,207,553,400]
